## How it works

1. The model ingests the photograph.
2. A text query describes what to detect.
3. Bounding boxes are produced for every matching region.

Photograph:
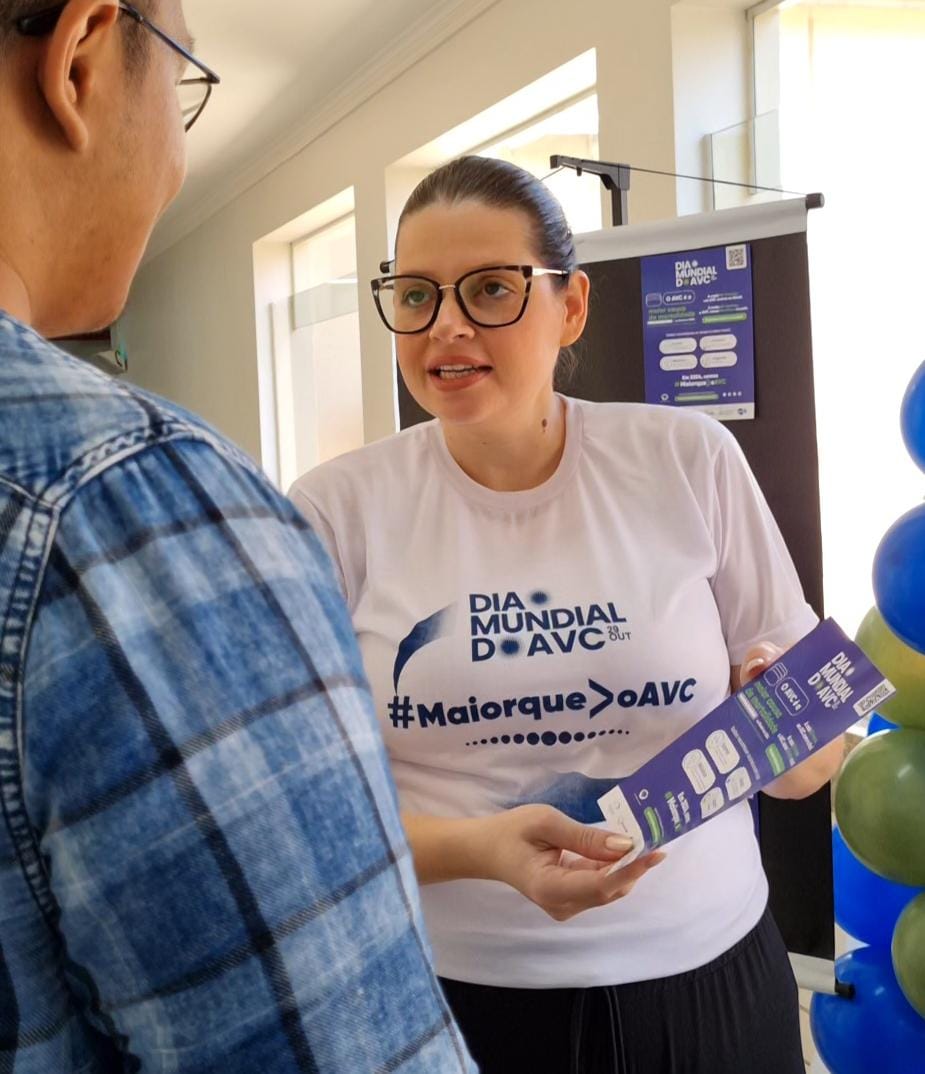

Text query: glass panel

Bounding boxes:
[277,215,364,481]
[292,214,357,292]
[478,94,603,236]
[708,112,782,210]
[771,1,925,633]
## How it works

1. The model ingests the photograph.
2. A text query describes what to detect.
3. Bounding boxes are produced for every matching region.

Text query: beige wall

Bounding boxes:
[672,3,752,215]
[121,0,750,475]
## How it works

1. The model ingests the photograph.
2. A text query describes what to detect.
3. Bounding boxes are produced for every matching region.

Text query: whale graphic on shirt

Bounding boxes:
[509,772,617,824]
[393,603,457,691]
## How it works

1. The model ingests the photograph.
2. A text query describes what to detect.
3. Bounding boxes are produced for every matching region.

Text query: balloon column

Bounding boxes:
[811,361,925,1074]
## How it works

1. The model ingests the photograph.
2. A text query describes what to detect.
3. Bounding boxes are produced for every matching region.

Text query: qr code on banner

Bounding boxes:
[726,244,748,270]
[854,680,895,718]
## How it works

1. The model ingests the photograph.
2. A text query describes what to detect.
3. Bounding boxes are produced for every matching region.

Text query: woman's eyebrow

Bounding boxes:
[395,261,521,277]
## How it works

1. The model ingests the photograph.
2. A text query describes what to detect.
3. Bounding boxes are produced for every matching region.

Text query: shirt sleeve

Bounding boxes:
[706,424,819,665]
[288,483,350,604]
[22,436,473,1074]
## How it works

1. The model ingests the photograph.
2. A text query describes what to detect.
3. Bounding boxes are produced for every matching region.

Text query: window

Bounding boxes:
[386,51,600,255]
[477,93,602,236]
[753,1,925,633]
[708,111,782,211]
[279,213,364,487]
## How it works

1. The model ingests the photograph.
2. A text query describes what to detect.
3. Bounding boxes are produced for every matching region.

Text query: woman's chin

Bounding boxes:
[416,377,498,425]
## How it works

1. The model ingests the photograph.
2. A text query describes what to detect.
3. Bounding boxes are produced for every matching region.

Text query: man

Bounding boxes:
[0,2,477,1070]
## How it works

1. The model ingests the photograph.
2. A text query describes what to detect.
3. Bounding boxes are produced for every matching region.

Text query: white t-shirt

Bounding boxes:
[289,397,817,988]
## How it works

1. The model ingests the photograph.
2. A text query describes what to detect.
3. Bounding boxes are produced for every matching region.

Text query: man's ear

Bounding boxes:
[37,1,122,152]
[560,269,590,347]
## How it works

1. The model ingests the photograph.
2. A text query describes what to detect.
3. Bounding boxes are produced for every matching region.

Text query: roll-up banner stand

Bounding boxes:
[396,196,834,989]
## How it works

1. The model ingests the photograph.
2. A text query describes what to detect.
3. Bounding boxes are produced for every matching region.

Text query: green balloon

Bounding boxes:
[835,729,925,886]
[856,607,925,730]
[893,893,925,1019]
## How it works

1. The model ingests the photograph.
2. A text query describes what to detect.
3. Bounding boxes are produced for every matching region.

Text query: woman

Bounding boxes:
[289,156,842,1073]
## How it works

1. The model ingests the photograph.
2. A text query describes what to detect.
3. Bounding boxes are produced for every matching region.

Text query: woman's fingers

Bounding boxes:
[741,641,784,685]
[492,805,666,921]
[538,850,666,921]
[533,806,635,863]
[558,850,611,871]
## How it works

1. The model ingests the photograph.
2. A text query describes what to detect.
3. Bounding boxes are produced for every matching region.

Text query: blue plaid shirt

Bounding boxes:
[0,313,475,1073]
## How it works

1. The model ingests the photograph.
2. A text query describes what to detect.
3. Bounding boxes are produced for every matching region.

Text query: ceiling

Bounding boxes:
[159,0,872,251]
[155,0,490,247]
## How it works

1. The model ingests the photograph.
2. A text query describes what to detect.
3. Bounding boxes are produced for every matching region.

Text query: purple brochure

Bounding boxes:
[598,619,895,870]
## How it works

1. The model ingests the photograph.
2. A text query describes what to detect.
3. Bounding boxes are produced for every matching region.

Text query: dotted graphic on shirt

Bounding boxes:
[465,728,629,747]
[500,591,550,656]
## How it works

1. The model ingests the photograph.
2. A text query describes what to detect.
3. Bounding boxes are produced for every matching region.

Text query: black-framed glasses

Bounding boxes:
[371,264,570,335]
[15,1,221,132]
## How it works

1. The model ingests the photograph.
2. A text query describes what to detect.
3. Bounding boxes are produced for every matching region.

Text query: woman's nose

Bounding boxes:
[429,288,475,341]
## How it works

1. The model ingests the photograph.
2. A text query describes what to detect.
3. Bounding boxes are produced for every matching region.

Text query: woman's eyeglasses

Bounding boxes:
[15,1,221,133]
[371,264,570,335]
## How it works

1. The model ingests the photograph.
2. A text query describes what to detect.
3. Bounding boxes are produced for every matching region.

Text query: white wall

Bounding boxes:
[671,3,752,215]
[121,0,750,472]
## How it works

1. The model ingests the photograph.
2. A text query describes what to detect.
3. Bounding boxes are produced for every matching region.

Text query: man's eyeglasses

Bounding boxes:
[371,265,570,335]
[15,2,220,132]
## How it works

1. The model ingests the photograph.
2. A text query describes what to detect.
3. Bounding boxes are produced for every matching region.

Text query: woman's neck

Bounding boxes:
[441,393,567,492]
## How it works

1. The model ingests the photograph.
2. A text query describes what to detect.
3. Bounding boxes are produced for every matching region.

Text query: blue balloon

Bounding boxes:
[833,827,922,948]
[867,712,899,735]
[902,360,925,473]
[811,946,925,1074]
[873,504,925,656]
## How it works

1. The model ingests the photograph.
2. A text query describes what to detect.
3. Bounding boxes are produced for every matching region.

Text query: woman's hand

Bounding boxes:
[482,804,665,922]
[733,640,786,691]
[733,640,845,799]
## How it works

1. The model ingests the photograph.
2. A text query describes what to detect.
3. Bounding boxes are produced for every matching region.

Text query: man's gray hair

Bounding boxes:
[0,0,50,36]
[0,0,152,68]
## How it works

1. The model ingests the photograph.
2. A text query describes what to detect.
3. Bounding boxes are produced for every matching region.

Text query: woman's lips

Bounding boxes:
[428,363,492,391]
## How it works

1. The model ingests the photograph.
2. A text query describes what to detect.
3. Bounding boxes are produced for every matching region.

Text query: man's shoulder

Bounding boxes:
[0,315,257,505]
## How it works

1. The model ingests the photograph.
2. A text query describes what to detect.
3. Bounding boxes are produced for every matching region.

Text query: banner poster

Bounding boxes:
[641,243,756,421]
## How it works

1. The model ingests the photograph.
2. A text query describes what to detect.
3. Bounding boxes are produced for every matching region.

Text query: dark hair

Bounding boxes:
[0,0,151,70]
[400,155,578,276]
[398,155,583,386]
[0,0,45,51]
[0,0,49,29]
